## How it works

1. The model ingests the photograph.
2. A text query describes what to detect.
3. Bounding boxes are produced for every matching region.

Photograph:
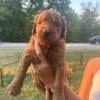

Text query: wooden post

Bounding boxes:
[80,52,83,65]
[0,68,4,87]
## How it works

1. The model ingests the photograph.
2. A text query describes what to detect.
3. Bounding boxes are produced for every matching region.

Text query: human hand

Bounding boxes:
[34,38,47,63]
[34,38,54,85]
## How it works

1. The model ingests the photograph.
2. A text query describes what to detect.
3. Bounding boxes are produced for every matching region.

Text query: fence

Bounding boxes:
[0,50,100,87]
[0,68,3,87]
[65,50,100,65]
[0,56,19,87]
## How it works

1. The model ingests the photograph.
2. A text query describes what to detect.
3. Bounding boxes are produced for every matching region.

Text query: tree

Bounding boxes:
[1,0,93,42]
[0,0,27,42]
[67,10,81,42]
[79,1,100,42]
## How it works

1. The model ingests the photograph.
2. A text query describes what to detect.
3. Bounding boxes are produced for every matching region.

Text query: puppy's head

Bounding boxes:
[32,10,66,47]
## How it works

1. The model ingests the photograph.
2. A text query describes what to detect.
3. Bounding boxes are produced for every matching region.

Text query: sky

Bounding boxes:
[70,0,100,14]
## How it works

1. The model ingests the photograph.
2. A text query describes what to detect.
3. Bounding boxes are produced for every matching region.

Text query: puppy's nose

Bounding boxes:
[44,32,50,38]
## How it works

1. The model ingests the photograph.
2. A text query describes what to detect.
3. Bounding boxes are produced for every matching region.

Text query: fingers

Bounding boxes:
[34,38,47,62]
[45,85,50,100]
[34,38,42,55]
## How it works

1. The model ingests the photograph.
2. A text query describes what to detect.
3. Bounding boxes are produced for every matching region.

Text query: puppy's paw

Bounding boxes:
[7,83,21,96]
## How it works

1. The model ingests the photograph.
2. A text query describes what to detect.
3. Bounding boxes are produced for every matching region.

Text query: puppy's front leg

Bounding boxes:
[7,51,32,96]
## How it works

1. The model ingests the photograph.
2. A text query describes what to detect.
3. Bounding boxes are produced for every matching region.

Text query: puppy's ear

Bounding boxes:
[32,15,39,35]
[60,18,67,40]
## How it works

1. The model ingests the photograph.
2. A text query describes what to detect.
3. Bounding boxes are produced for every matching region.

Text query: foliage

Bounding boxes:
[67,10,81,42]
[0,0,100,42]
[0,0,27,42]
[79,1,100,42]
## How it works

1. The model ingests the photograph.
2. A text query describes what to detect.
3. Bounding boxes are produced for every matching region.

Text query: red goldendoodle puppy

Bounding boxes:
[7,10,68,100]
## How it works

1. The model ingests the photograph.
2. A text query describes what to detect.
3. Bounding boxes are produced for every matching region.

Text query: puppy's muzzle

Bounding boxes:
[43,31,51,39]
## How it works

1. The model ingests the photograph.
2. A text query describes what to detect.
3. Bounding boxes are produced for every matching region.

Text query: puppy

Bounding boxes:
[7,10,67,100]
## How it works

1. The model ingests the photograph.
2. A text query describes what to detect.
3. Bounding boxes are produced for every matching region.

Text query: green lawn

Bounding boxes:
[0,49,100,100]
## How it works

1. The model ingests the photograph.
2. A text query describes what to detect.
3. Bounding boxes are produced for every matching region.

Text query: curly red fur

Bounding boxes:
[7,10,68,100]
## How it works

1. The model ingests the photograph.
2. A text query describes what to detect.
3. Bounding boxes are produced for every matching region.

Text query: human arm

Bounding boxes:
[64,83,81,100]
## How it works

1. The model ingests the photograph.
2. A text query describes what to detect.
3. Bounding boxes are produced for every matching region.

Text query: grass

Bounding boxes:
[1,66,45,100]
[0,49,100,100]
